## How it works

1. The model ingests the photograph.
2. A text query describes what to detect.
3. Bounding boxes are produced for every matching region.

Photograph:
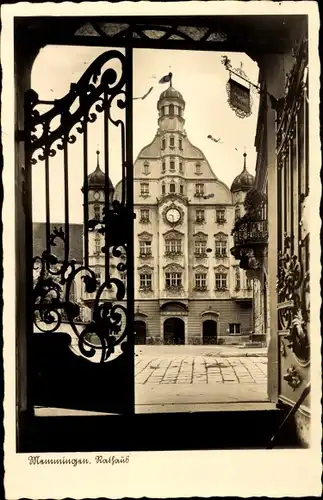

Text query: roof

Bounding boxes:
[33,222,83,263]
[158,86,185,104]
[231,153,255,193]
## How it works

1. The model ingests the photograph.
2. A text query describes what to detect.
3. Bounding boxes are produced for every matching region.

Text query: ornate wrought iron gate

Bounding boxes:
[24,49,134,414]
[276,38,310,408]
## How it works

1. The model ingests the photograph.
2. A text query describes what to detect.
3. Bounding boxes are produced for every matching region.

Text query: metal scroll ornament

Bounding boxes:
[28,50,131,363]
[277,235,310,366]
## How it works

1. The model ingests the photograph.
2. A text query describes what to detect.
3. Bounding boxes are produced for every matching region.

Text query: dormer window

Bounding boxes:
[162,138,166,150]
[170,137,175,147]
[143,162,149,175]
[170,183,176,193]
[195,183,204,197]
[170,160,175,171]
[195,163,201,175]
[169,104,174,115]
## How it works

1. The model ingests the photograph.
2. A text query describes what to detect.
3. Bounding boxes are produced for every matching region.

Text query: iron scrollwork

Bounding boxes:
[277,234,310,366]
[283,365,302,391]
[28,50,132,363]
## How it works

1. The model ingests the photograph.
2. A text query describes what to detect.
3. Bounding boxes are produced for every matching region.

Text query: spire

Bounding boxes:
[96,149,100,169]
[243,152,247,171]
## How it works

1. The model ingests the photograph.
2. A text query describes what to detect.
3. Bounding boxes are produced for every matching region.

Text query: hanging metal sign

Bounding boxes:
[226,77,252,118]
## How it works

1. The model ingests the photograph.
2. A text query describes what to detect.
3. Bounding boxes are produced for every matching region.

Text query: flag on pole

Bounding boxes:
[159,72,172,85]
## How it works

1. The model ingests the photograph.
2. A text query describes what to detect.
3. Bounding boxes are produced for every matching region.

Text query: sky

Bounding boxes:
[31,46,259,223]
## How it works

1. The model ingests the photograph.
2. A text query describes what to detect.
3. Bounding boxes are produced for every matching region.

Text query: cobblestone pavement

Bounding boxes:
[135,355,267,385]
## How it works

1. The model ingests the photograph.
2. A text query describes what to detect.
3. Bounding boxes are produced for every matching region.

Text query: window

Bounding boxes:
[195,273,207,290]
[194,240,207,256]
[235,207,241,221]
[215,273,227,290]
[196,209,205,223]
[140,209,149,223]
[161,107,165,117]
[94,204,100,220]
[143,162,149,175]
[95,234,101,254]
[162,161,166,173]
[162,183,166,195]
[170,160,175,171]
[140,183,149,196]
[170,137,175,147]
[119,271,127,285]
[165,272,182,288]
[216,209,226,223]
[139,273,152,290]
[229,323,241,335]
[170,183,176,193]
[162,138,166,150]
[195,183,204,196]
[179,138,183,150]
[169,104,174,115]
[195,163,201,175]
[179,162,183,173]
[215,240,227,257]
[235,268,241,290]
[165,239,182,254]
[246,278,253,290]
[180,184,184,195]
[139,240,152,256]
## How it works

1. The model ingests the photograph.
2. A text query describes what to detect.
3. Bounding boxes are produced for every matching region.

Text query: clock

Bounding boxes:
[93,191,100,201]
[166,207,181,224]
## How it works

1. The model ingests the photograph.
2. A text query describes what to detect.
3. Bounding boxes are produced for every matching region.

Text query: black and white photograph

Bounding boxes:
[1,1,321,498]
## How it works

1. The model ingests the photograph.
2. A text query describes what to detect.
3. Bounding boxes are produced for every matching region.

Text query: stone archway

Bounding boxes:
[163,317,185,345]
[134,320,147,345]
[202,320,218,345]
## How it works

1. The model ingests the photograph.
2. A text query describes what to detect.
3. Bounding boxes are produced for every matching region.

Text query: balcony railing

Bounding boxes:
[230,216,268,270]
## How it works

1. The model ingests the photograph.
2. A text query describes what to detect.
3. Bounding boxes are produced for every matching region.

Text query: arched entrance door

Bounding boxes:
[134,321,147,345]
[202,320,218,344]
[163,317,185,345]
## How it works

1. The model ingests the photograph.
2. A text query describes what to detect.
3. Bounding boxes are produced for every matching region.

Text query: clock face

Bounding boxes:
[93,191,100,201]
[166,207,181,224]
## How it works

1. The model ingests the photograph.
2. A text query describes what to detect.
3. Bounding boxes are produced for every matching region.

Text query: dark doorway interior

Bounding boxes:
[134,320,147,345]
[163,317,185,345]
[202,320,218,345]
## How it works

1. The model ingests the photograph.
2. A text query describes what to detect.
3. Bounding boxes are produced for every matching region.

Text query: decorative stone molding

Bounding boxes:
[193,231,208,241]
[214,231,228,241]
[163,262,184,272]
[163,229,184,239]
[138,231,153,241]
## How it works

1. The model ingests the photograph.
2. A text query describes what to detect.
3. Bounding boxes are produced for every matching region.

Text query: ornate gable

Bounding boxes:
[163,229,184,240]
[214,232,228,241]
[193,264,208,273]
[194,231,208,241]
[214,265,229,272]
[138,231,153,241]
[163,262,184,272]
